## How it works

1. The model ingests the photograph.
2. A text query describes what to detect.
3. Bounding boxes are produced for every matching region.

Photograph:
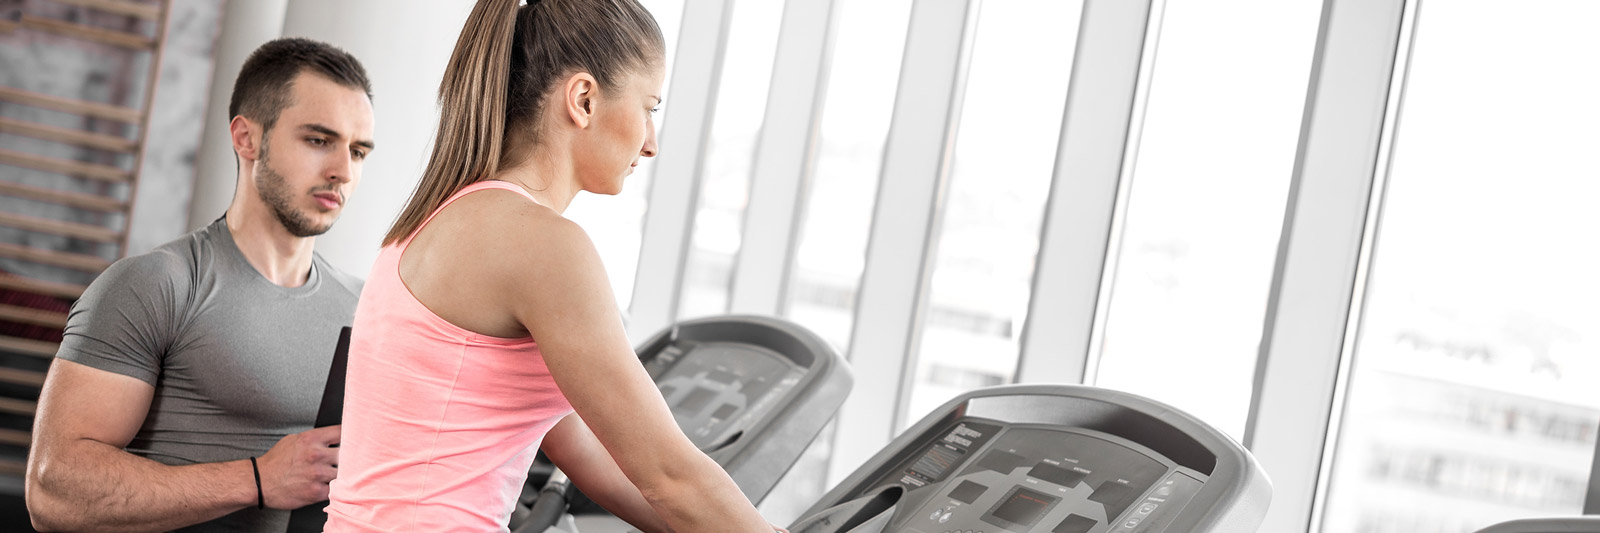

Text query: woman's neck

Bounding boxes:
[495,145,579,214]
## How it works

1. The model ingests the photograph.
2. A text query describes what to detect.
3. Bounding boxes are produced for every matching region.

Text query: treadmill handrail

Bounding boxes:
[1588,413,1600,514]
[1473,517,1600,533]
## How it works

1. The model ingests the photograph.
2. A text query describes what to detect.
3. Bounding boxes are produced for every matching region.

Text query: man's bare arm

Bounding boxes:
[26,359,339,532]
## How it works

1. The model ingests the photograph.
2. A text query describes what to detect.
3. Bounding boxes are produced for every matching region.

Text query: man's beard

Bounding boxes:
[256,143,337,238]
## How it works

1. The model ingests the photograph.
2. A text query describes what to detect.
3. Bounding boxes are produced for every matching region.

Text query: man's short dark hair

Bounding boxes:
[228,37,373,133]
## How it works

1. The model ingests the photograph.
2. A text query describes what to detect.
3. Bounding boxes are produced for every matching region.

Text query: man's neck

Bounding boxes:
[224,202,317,288]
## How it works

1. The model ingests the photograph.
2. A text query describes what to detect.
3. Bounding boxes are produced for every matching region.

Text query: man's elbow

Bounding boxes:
[29,507,64,533]
[26,487,69,532]
[26,457,80,531]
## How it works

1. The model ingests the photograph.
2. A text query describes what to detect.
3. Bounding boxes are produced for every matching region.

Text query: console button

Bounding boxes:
[1090,481,1141,514]
[1052,514,1097,533]
[1028,461,1087,487]
[949,480,988,504]
[975,449,1030,475]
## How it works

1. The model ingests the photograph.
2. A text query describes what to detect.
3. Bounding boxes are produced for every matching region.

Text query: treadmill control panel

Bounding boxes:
[645,341,804,450]
[886,421,1208,533]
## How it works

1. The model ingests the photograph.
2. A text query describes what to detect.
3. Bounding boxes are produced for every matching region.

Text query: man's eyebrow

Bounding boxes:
[299,123,375,151]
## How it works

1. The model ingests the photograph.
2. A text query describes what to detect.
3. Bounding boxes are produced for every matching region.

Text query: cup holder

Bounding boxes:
[790,485,905,533]
[703,430,744,454]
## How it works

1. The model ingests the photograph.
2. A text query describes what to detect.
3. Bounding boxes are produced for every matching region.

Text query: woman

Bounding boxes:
[324,1,780,531]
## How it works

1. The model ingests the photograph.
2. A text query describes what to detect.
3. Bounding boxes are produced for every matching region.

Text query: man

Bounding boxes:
[25,38,375,532]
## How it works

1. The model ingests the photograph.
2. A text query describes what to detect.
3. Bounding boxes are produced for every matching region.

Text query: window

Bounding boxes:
[901,0,1084,429]
[1321,1,1600,531]
[1093,0,1321,439]
[783,0,914,354]
[761,1,913,524]
[564,0,687,311]
[675,0,785,320]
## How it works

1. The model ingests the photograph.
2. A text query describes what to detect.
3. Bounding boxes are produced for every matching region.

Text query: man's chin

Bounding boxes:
[306,218,338,237]
[285,216,337,238]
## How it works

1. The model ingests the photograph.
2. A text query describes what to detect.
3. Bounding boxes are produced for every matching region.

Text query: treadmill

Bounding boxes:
[1475,519,1600,533]
[510,314,854,532]
[788,384,1271,533]
[1470,426,1600,533]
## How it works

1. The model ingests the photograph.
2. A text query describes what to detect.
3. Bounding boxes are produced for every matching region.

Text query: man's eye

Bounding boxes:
[307,138,328,146]
[351,149,367,160]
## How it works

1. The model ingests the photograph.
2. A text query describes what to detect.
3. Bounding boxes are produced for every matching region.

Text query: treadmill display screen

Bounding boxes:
[987,486,1059,528]
[651,342,803,449]
[891,424,1191,533]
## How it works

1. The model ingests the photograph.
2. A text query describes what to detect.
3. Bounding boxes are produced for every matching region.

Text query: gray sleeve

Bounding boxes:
[57,252,191,386]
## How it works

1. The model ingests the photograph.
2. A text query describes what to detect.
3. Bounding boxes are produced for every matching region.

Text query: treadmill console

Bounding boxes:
[886,420,1206,533]
[510,315,853,533]
[646,341,806,451]
[791,385,1270,533]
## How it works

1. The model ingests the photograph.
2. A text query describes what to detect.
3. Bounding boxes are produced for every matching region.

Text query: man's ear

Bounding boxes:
[230,116,261,162]
[564,72,598,129]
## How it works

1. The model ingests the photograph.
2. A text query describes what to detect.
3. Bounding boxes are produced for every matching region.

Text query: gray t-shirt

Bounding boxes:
[57,218,362,533]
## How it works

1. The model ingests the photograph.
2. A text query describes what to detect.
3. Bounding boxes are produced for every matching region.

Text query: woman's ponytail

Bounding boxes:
[383,0,665,246]
[382,0,520,246]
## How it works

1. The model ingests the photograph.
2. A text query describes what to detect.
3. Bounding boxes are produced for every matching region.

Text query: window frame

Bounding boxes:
[1243,0,1420,531]
[629,0,739,342]
[728,0,841,316]
[1013,0,1166,388]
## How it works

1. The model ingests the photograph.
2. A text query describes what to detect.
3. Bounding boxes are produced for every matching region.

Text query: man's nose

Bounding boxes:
[326,153,353,183]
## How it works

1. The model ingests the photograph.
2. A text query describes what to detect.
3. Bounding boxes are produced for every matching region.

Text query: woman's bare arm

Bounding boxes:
[496,210,771,532]
[541,413,672,533]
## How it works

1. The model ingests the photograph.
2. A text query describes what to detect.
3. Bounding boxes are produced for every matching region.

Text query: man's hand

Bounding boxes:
[256,425,341,509]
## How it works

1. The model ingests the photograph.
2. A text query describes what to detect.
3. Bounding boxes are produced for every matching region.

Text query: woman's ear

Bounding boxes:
[565,72,599,129]
[230,116,261,161]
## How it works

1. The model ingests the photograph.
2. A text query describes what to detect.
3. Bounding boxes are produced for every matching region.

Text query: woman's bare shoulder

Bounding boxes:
[434,190,601,279]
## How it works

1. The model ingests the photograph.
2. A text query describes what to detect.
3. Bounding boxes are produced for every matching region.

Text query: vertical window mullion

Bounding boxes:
[824,0,980,484]
[628,0,737,342]
[1245,1,1416,532]
[728,0,839,316]
[1014,0,1163,386]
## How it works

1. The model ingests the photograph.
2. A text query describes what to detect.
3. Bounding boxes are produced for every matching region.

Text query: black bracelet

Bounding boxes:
[248,456,264,510]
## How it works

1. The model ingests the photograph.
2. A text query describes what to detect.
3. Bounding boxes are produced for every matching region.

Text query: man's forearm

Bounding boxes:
[29,439,256,532]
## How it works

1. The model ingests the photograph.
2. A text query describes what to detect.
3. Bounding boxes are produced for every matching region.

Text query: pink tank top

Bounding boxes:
[326,181,573,532]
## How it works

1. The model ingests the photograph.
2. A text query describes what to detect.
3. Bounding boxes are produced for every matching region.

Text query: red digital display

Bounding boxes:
[989,487,1059,527]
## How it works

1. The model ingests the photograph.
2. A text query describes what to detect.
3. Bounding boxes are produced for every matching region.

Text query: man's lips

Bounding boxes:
[313,191,343,209]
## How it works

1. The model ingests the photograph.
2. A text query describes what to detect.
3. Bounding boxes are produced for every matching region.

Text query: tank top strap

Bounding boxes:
[406,180,542,245]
